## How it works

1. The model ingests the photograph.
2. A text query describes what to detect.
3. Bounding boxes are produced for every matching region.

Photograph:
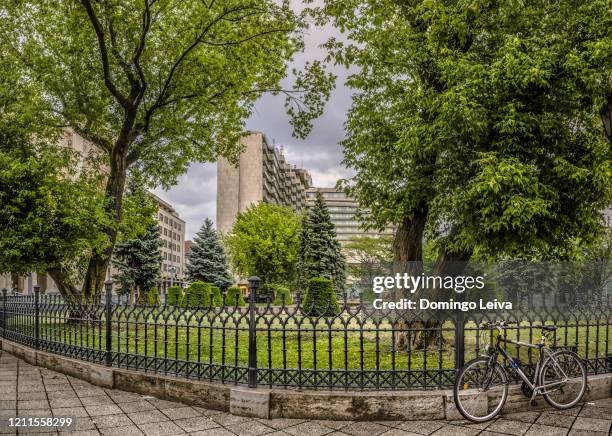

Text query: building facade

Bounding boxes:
[153,194,186,292]
[217,132,312,233]
[305,187,394,247]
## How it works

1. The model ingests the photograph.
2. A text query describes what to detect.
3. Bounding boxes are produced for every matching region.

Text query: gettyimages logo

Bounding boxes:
[372,273,486,294]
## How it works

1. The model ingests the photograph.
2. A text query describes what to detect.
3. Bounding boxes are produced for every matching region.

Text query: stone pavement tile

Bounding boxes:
[502,411,543,423]
[99,426,144,436]
[485,418,531,435]
[340,421,391,436]
[0,401,16,410]
[225,420,276,436]
[549,407,582,416]
[50,398,82,408]
[586,398,612,408]
[209,413,251,427]
[189,428,235,436]
[91,413,133,429]
[263,432,294,436]
[379,429,422,436]
[446,419,490,430]
[18,391,48,401]
[524,423,568,436]
[105,391,143,404]
[76,389,106,399]
[146,399,186,410]
[43,376,69,385]
[52,406,89,417]
[173,416,219,433]
[578,406,610,420]
[19,384,45,393]
[127,409,170,425]
[315,420,352,430]
[20,408,53,417]
[160,407,200,420]
[536,412,576,428]
[47,390,78,400]
[255,418,306,430]
[79,396,114,407]
[0,410,16,419]
[393,420,445,435]
[567,430,608,436]
[118,401,157,413]
[45,384,74,393]
[137,420,186,436]
[284,421,337,436]
[191,407,223,417]
[480,432,511,436]
[19,399,50,410]
[571,417,611,433]
[430,425,480,436]
[84,404,123,417]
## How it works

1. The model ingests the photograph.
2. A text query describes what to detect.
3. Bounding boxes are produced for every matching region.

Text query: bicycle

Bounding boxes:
[453,321,587,422]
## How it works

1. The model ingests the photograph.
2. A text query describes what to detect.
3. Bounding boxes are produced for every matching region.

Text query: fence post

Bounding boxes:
[34,285,40,350]
[105,280,113,367]
[454,292,465,370]
[248,276,260,388]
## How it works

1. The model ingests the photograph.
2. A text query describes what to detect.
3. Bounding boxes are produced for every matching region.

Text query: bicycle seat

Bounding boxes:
[542,325,557,332]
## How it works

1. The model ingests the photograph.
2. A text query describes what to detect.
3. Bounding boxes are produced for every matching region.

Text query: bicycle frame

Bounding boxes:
[489,332,570,403]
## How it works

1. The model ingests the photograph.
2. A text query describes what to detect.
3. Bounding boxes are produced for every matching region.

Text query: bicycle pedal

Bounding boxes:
[530,399,538,407]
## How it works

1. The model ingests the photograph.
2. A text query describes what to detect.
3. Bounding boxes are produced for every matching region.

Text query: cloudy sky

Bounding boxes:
[154,5,352,240]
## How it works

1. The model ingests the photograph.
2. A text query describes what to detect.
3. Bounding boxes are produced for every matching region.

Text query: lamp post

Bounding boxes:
[168,266,177,288]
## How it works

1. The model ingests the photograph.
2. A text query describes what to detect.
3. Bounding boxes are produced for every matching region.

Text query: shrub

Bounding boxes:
[185,282,210,308]
[209,285,223,307]
[167,285,183,306]
[303,277,339,316]
[137,288,160,306]
[225,286,245,306]
[272,285,293,305]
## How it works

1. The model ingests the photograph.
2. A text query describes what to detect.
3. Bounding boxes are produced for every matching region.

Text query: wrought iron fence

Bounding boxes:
[0,280,610,390]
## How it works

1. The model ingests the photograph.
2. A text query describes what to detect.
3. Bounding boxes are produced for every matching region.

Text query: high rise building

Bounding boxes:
[305,187,394,247]
[217,131,312,233]
[153,194,186,292]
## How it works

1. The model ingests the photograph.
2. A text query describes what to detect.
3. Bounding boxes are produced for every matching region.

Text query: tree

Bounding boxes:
[302,277,339,316]
[344,235,392,300]
[297,192,346,293]
[225,203,300,284]
[186,219,232,290]
[112,223,162,302]
[313,0,612,348]
[0,0,333,300]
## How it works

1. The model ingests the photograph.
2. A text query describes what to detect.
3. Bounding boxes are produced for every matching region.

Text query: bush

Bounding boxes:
[303,277,339,316]
[225,286,245,306]
[209,285,223,307]
[167,285,183,306]
[272,285,293,305]
[137,288,160,306]
[184,282,210,308]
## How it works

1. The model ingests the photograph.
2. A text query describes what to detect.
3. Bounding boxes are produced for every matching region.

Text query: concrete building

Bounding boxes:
[305,187,394,247]
[153,194,186,292]
[217,132,312,233]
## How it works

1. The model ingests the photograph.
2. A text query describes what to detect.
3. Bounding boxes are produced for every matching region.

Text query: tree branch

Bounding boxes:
[80,0,129,108]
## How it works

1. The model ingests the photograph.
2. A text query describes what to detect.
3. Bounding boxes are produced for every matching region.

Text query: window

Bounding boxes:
[177,256,180,263]
[164,228,167,236]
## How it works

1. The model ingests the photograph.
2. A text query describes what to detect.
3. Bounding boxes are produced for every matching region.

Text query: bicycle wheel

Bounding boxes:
[454,357,508,422]
[540,350,586,409]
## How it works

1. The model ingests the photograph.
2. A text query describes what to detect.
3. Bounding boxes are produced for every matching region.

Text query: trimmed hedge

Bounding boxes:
[184,282,222,308]
[167,285,183,306]
[210,285,223,307]
[303,277,339,315]
[272,285,293,305]
[225,286,245,307]
[137,288,160,306]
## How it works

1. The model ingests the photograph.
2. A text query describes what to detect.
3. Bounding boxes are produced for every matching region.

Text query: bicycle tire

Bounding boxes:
[454,357,508,422]
[540,350,586,410]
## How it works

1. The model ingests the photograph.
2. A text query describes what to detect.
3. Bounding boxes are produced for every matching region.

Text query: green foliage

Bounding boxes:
[184,282,222,308]
[186,219,233,289]
[302,277,339,316]
[0,0,333,297]
[137,288,160,306]
[226,203,301,284]
[167,285,183,306]
[112,223,163,296]
[297,192,346,292]
[272,285,293,305]
[210,286,223,307]
[225,286,246,307]
[344,235,393,300]
[314,0,612,262]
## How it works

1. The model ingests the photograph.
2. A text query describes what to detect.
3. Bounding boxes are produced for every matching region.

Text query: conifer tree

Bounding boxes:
[112,224,163,299]
[298,192,347,292]
[186,219,233,290]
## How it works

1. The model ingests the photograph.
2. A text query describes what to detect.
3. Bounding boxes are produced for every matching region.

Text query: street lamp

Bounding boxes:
[168,266,177,288]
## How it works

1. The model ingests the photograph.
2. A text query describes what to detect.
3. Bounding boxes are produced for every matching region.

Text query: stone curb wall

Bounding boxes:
[2,339,611,421]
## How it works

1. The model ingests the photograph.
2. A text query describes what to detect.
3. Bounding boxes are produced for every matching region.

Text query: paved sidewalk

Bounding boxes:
[0,351,610,436]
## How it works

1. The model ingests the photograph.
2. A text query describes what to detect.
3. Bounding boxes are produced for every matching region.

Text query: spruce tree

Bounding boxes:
[186,218,233,290]
[112,223,163,299]
[298,192,347,293]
